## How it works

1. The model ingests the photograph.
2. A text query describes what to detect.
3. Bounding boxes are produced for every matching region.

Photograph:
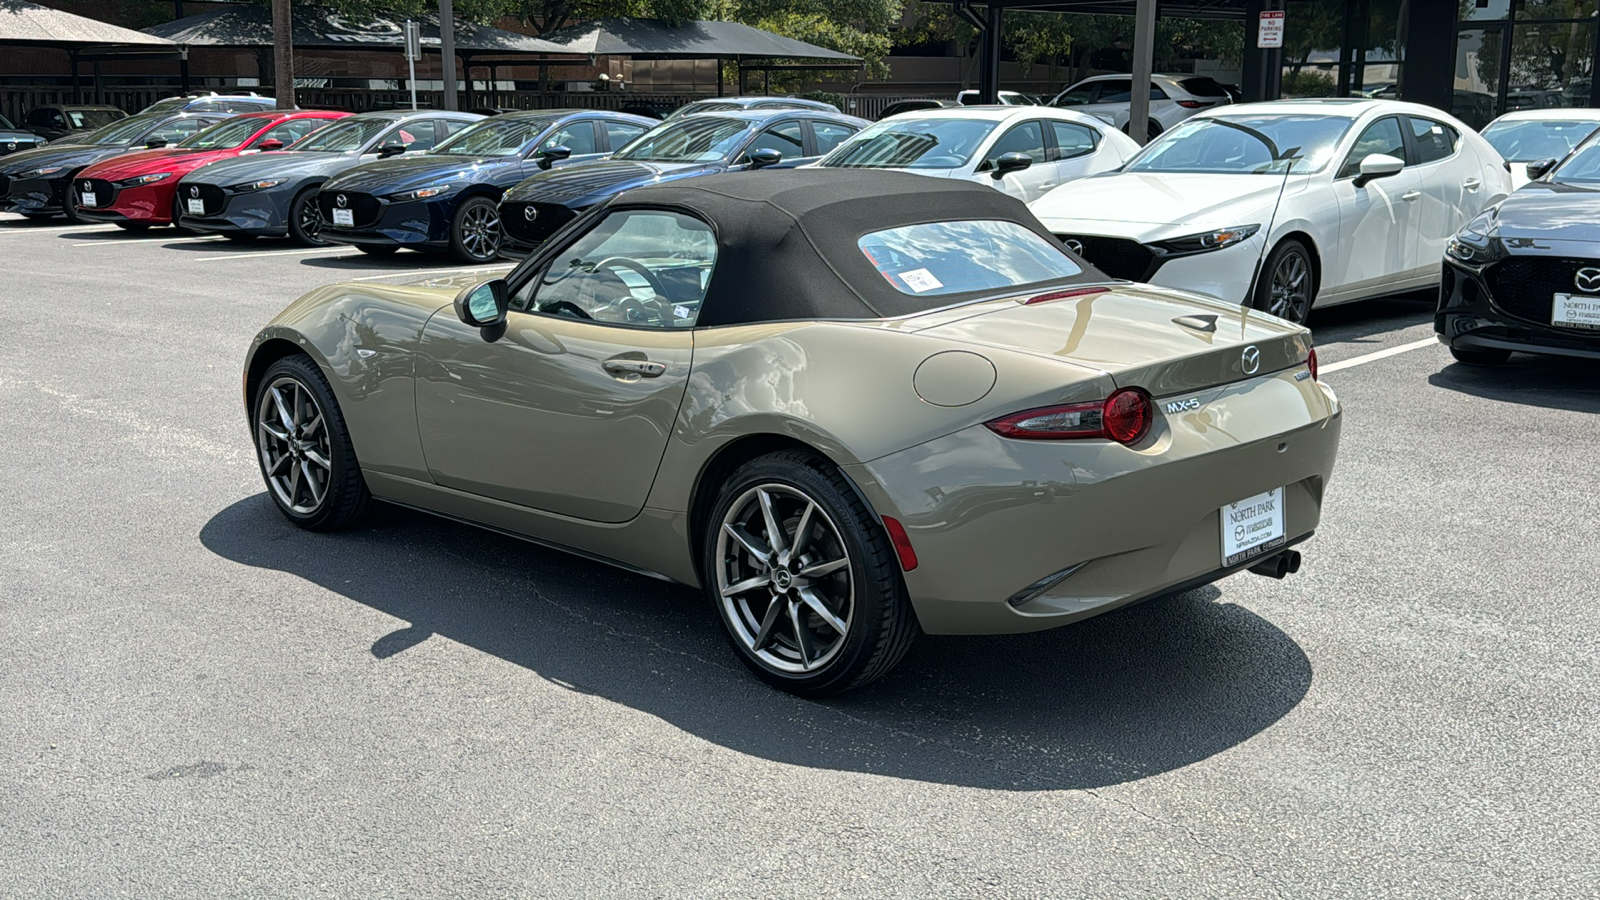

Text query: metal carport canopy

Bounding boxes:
[142,4,565,54]
[0,0,178,47]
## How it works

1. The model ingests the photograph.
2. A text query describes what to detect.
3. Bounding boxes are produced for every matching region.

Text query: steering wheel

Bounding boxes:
[542,299,593,320]
[594,256,667,297]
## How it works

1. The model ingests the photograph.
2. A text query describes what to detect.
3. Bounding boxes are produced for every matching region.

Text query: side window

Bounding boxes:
[745,120,806,160]
[389,120,438,151]
[194,102,223,113]
[982,121,1046,168]
[811,121,858,155]
[258,119,325,146]
[512,209,717,329]
[1050,121,1098,160]
[541,121,598,155]
[147,119,204,143]
[1338,117,1406,179]
[604,121,648,151]
[1097,80,1132,103]
[441,118,474,138]
[1407,116,1459,164]
[1055,85,1098,105]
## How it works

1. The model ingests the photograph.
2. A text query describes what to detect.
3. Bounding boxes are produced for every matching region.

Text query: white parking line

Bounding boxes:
[198,247,356,262]
[70,235,219,247]
[348,265,512,282]
[0,224,105,235]
[1320,337,1440,374]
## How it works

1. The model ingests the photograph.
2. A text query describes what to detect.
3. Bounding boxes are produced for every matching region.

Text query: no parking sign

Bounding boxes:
[1258,10,1285,48]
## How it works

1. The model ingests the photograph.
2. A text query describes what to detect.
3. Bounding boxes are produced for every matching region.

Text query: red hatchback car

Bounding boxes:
[73,110,347,229]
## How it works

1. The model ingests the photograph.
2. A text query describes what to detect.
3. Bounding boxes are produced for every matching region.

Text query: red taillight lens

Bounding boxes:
[984,387,1153,445]
[1307,347,1319,381]
[1177,100,1205,108]
[881,516,919,572]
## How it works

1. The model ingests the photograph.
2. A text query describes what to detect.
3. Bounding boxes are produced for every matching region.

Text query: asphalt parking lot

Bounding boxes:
[2,212,1597,898]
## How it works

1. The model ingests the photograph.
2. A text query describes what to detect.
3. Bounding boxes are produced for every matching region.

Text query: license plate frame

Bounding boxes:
[186,198,205,216]
[1221,487,1286,567]
[1551,292,1600,331]
[81,191,97,207]
[331,208,354,227]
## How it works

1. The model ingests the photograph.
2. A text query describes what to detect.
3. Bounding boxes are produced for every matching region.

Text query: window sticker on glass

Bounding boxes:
[898,268,944,293]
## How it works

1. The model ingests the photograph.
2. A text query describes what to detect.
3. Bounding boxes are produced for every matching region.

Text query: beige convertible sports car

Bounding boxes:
[244,169,1342,695]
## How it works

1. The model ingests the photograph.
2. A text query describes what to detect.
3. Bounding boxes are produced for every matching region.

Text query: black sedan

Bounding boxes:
[0,111,228,220]
[498,108,867,255]
[19,104,127,142]
[1439,136,1600,363]
[177,109,482,244]
[315,109,655,262]
[0,113,47,158]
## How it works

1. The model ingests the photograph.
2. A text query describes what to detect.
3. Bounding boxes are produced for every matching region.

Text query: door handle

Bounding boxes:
[602,357,666,378]
[1401,190,1422,201]
[1463,178,1482,191]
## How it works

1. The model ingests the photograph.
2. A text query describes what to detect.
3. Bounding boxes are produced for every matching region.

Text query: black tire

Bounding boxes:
[1450,345,1511,365]
[1252,238,1316,324]
[287,186,326,246]
[252,354,371,531]
[116,222,151,231]
[449,195,503,263]
[356,244,399,256]
[61,175,87,223]
[702,450,917,696]
[224,233,259,243]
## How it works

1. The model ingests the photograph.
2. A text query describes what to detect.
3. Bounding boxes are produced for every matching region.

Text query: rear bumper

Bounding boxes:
[848,368,1341,635]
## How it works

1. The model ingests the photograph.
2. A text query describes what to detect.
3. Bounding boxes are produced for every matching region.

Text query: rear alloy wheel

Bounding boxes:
[356,244,399,256]
[253,355,370,531]
[706,450,917,696]
[450,195,502,263]
[1450,346,1512,365]
[1254,239,1315,324]
[287,187,325,246]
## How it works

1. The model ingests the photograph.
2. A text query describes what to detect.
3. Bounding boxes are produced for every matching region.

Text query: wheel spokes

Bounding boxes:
[798,556,847,579]
[724,522,773,566]
[756,489,787,556]
[787,600,815,670]
[797,586,848,636]
[720,574,769,598]
[752,595,784,652]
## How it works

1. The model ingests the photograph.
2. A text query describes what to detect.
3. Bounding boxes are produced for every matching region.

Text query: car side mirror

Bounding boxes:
[145,138,169,149]
[455,279,510,332]
[1525,157,1559,179]
[537,145,572,170]
[1353,152,1403,188]
[257,139,285,151]
[376,142,407,158]
[990,151,1034,179]
[747,147,783,169]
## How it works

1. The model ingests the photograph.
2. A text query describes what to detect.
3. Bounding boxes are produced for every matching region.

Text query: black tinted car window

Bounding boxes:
[605,121,647,151]
[982,121,1046,167]
[1051,121,1098,159]
[1407,116,1459,164]
[1339,117,1405,178]
[541,121,598,155]
[811,121,857,155]
[745,121,805,159]
[1179,78,1230,98]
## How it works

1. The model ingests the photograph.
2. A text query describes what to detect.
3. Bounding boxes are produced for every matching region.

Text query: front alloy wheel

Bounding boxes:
[1254,239,1315,324]
[451,196,502,263]
[253,355,370,530]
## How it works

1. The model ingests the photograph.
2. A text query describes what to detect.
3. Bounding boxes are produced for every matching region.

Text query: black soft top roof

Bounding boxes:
[611,169,1104,327]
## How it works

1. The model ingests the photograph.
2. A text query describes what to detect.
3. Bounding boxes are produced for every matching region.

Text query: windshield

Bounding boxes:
[1546,132,1600,183]
[820,118,997,169]
[613,118,751,163]
[179,116,265,150]
[860,220,1083,296]
[432,117,549,156]
[81,113,167,146]
[668,101,743,119]
[66,109,124,130]
[143,97,187,114]
[289,116,391,153]
[0,113,13,129]
[1127,114,1353,174]
[1482,118,1600,162]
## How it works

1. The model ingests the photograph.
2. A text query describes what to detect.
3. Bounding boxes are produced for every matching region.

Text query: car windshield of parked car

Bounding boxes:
[432,117,550,156]
[820,118,998,169]
[1126,114,1352,174]
[288,116,391,153]
[669,101,743,119]
[1481,118,1600,162]
[66,109,124,130]
[612,118,752,163]
[1545,135,1600,183]
[143,97,188,114]
[859,220,1083,297]
[0,113,14,129]
[79,113,165,146]
[178,116,265,150]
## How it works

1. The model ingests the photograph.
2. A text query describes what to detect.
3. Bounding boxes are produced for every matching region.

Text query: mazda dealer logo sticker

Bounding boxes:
[336,194,348,208]
[523,206,538,221]
[1064,238,1084,255]
[1241,345,1261,375]
[1575,267,1600,293]
[189,186,199,197]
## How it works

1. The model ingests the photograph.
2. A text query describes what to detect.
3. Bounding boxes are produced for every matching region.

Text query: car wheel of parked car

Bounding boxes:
[287,188,325,246]
[450,195,503,263]
[704,450,917,696]
[355,244,399,256]
[62,178,86,224]
[252,354,370,532]
[1253,239,1316,324]
[1449,346,1511,365]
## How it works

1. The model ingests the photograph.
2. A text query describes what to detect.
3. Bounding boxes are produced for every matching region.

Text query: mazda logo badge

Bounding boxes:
[1241,345,1261,375]
[1576,267,1600,294]
[189,186,199,197]
[523,206,538,221]
[4,142,13,151]
[82,181,91,191]
[336,194,348,208]
[1065,238,1084,255]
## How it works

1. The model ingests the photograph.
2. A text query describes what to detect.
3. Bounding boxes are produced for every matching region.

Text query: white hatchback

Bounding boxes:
[811,106,1140,203]
[1479,108,1600,188]
[1029,99,1512,322]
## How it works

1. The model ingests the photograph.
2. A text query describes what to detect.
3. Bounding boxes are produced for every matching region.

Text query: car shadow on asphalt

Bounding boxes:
[201,494,1313,791]
[1430,355,1600,413]
[1308,291,1435,348]
[298,251,450,270]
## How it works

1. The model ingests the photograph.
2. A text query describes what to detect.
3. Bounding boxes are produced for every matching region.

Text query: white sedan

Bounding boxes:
[1479,108,1600,188]
[812,106,1140,203]
[1029,99,1511,322]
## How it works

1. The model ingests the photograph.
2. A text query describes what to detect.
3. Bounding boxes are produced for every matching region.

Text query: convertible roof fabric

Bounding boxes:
[614,169,1103,327]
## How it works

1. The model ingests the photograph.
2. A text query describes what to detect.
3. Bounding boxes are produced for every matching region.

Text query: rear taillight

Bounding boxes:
[985,387,1153,445]
[1307,347,1319,381]
[1176,100,1206,109]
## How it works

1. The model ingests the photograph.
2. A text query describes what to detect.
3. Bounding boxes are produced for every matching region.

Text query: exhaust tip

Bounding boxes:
[1248,550,1301,579]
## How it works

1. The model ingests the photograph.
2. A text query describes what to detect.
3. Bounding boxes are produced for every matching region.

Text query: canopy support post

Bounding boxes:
[1128,0,1156,144]
[716,58,724,96]
[93,61,103,104]
[461,53,474,110]
[438,0,458,110]
[978,2,1001,104]
[179,46,190,95]
[69,49,81,104]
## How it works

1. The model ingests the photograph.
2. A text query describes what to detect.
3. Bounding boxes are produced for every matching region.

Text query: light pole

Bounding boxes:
[271,0,294,109]
[438,0,458,110]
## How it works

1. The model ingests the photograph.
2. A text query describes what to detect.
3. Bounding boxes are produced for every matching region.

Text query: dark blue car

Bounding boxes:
[315,109,655,262]
[497,108,867,255]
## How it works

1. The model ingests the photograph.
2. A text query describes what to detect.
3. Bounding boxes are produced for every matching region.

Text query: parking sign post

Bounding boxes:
[403,20,420,111]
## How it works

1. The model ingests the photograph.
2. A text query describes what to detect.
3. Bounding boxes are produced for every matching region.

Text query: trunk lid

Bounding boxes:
[911,285,1311,396]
